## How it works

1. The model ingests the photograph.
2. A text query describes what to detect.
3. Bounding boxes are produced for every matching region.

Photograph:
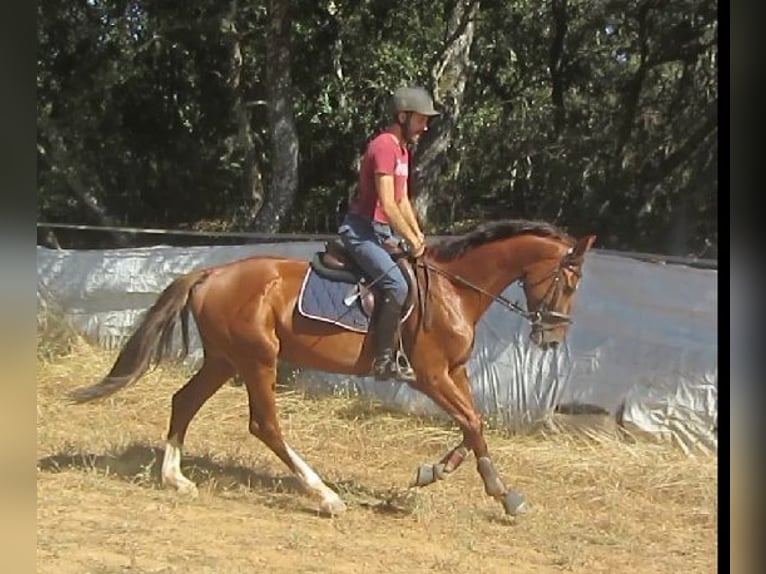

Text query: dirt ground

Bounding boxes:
[37,341,717,574]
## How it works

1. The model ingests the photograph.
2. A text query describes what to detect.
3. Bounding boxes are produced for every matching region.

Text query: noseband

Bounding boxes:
[418,249,581,331]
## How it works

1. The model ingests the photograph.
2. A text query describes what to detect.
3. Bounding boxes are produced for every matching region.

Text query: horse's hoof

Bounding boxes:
[177,481,199,499]
[163,475,199,498]
[411,463,439,487]
[319,497,347,517]
[502,490,528,516]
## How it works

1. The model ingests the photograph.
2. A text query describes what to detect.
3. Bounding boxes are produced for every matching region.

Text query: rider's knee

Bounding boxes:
[383,283,408,307]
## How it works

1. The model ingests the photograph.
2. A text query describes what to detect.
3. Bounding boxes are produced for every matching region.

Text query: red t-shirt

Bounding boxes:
[349,131,409,224]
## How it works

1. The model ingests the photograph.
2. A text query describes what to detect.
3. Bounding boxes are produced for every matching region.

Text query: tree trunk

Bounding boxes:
[253,0,299,233]
[222,0,265,228]
[39,117,129,247]
[549,0,569,137]
[610,2,652,181]
[411,0,480,228]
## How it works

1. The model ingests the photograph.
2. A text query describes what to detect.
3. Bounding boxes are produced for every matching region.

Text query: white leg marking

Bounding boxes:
[161,438,198,497]
[285,445,346,515]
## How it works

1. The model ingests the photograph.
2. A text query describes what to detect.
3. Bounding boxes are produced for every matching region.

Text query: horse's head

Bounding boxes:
[520,234,596,350]
[426,221,597,350]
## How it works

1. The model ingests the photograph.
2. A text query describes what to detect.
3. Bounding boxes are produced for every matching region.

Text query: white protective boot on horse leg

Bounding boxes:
[161,437,199,497]
[477,456,528,516]
[411,444,470,487]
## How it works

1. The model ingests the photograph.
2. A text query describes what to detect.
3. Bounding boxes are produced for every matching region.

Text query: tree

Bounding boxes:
[412,0,481,228]
[252,0,299,232]
[37,0,717,256]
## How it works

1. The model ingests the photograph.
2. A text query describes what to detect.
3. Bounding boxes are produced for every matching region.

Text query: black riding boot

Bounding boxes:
[371,293,416,383]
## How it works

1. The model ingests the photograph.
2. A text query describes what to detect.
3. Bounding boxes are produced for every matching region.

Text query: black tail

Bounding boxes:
[67,270,208,403]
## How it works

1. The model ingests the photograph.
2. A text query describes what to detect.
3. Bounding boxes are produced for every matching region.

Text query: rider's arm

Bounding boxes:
[375,174,421,248]
[397,188,424,244]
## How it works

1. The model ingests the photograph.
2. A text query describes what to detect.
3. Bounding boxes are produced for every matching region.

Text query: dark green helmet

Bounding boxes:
[389,86,440,117]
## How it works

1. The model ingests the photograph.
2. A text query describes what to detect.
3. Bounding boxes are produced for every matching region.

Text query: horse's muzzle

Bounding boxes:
[530,324,566,348]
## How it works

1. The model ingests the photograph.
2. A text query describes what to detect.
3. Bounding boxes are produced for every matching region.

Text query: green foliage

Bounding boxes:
[38,0,717,256]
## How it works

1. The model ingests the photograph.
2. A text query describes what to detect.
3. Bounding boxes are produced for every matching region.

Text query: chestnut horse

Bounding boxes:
[69,220,596,517]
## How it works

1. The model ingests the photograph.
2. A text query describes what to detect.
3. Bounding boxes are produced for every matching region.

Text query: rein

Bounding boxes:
[416,253,578,330]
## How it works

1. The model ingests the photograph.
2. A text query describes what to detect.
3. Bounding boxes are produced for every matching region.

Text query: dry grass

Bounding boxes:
[37,330,718,574]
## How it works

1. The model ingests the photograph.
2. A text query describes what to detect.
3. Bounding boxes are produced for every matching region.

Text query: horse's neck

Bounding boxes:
[438,240,522,293]
[432,236,559,319]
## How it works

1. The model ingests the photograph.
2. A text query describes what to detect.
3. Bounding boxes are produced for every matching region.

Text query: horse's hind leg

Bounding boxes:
[238,357,347,516]
[162,355,235,496]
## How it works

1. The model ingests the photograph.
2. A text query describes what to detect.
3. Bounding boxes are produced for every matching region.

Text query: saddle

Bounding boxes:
[310,239,418,319]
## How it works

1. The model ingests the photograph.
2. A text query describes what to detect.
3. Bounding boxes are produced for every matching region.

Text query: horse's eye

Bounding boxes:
[563,271,579,294]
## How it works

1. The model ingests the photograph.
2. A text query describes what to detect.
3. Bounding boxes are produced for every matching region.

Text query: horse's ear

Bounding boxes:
[572,234,597,257]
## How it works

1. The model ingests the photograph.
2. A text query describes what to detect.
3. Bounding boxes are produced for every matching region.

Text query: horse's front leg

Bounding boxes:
[411,441,471,487]
[410,364,474,487]
[411,365,528,516]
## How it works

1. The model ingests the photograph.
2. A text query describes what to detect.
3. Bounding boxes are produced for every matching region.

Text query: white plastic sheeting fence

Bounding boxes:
[37,243,718,454]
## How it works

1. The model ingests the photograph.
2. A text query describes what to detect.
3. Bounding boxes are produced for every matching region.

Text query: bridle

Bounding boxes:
[417,248,582,331]
[518,251,582,330]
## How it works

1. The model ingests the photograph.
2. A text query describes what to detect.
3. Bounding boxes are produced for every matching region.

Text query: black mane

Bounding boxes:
[430,219,573,261]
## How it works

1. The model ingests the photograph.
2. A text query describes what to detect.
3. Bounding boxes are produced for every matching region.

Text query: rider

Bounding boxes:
[337,86,439,383]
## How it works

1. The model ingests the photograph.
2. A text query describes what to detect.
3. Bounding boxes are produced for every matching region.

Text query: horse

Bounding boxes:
[68,219,596,517]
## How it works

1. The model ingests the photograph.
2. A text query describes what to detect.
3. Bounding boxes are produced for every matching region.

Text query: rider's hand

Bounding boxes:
[410,239,426,258]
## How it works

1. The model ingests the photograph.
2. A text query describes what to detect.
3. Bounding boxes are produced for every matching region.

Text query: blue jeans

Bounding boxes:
[337,213,409,306]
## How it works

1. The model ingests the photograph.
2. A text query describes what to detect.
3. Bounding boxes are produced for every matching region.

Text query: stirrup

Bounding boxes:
[373,351,416,383]
[394,351,416,381]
